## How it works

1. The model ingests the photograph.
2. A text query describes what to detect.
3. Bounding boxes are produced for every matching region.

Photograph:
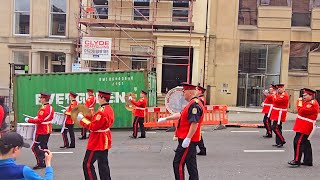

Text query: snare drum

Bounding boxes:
[17,123,35,140]
[52,112,66,126]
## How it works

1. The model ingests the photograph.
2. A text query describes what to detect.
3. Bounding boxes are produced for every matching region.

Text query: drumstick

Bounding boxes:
[58,104,68,109]
[22,114,34,118]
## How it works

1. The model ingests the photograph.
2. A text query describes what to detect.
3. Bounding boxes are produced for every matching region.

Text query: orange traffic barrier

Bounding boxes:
[142,105,228,128]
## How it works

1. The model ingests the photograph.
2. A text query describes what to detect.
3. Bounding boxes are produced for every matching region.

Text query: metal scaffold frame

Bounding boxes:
[76,0,195,83]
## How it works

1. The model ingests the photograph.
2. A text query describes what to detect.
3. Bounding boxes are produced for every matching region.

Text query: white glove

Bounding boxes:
[128,96,133,101]
[77,113,84,121]
[61,109,66,113]
[25,118,30,123]
[158,117,167,123]
[182,138,191,148]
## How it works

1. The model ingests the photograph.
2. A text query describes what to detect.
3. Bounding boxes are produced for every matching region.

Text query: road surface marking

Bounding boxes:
[231,131,259,133]
[244,150,285,153]
[51,152,74,154]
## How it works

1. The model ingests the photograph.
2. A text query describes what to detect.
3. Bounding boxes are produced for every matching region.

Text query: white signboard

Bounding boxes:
[72,63,81,72]
[82,37,112,61]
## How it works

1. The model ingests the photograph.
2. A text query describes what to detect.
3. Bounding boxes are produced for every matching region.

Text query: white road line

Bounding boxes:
[244,150,285,153]
[231,131,260,133]
[51,152,74,154]
[51,134,62,136]
[146,132,156,134]
[283,130,294,132]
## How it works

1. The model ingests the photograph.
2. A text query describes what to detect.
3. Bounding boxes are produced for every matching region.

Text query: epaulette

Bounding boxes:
[311,100,314,104]
[194,99,199,103]
[100,106,105,112]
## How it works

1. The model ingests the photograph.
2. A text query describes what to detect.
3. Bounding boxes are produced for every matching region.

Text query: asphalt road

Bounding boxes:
[17,121,320,180]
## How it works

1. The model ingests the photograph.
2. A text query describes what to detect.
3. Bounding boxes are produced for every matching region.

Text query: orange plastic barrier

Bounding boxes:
[142,105,228,128]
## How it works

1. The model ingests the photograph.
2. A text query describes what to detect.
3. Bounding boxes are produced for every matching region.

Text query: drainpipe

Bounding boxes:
[203,0,210,88]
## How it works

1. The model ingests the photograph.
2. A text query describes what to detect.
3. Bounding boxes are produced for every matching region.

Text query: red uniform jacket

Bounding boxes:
[176,97,204,142]
[0,106,4,129]
[28,104,54,135]
[85,95,96,115]
[293,99,319,135]
[80,103,114,150]
[65,100,78,125]
[270,92,289,122]
[131,97,147,118]
[262,94,273,114]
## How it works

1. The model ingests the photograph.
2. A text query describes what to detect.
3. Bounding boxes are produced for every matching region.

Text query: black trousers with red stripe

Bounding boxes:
[132,116,145,138]
[32,134,50,167]
[173,139,199,180]
[263,114,272,136]
[271,121,285,145]
[83,149,111,180]
[293,132,312,164]
[62,124,75,147]
[81,127,87,138]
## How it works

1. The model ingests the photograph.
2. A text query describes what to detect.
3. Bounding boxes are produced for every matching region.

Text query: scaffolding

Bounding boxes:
[76,0,195,83]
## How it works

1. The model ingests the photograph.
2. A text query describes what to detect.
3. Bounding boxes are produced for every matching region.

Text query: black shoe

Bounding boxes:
[197,151,207,156]
[301,162,313,166]
[138,136,146,138]
[272,144,283,148]
[69,146,75,148]
[263,135,272,138]
[129,135,137,139]
[60,146,69,149]
[288,160,300,167]
[78,137,87,140]
[33,165,46,170]
[282,141,286,145]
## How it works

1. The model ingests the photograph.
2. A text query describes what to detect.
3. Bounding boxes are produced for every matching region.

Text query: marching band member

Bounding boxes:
[129,90,147,139]
[61,92,78,148]
[270,84,289,148]
[288,88,319,167]
[79,89,96,140]
[77,90,114,180]
[26,92,54,169]
[261,84,277,138]
[196,85,207,156]
[158,83,204,180]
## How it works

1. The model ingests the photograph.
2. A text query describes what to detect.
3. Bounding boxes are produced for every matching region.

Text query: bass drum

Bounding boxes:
[165,86,188,114]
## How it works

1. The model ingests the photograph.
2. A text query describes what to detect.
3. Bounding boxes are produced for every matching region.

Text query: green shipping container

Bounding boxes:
[13,70,157,128]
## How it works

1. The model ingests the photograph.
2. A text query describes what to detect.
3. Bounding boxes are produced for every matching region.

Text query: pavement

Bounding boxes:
[15,120,320,180]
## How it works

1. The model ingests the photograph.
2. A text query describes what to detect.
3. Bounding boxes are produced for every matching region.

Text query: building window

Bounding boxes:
[13,51,29,65]
[52,53,65,72]
[93,0,108,19]
[260,0,291,6]
[44,55,49,73]
[289,42,320,71]
[238,0,258,25]
[50,0,67,36]
[131,46,149,70]
[292,0,311,27]
[14,0,30,35]
[172,0,189,22]
[90,61,107,71]
[133,0,150,21]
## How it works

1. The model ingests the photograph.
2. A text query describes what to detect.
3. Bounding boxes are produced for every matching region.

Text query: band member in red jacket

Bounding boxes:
[196,85,207,156]
[288,88,319,167]
[261,84,277,138]
[77,90,114,180]
[129,90,147,138]
[270,84,289,148]
[158,83,204,180]
[26,92,54,169]
[61,92,78,148]
[79,89,96,140]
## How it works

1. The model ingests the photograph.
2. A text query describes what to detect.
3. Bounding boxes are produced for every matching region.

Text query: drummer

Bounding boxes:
[25,92,54,170]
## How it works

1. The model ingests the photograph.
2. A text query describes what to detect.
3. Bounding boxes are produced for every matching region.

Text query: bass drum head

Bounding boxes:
[165,86,188,114]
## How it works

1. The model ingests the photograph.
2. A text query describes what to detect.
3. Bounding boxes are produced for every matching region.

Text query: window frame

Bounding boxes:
[49,0,67,37]
[13,0,30,36]
[172,0,190,22]
[289,42,311,72]
[133,0,150,21]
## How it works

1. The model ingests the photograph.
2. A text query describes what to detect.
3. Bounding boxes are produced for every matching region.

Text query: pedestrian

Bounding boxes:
[0,97,9,136]
[61,92,78,148]
[0,132,54,179]
[288,88,319,167]
[261,84,277,138]
[158,83,204,180]
[129,90,147,139]
[79,89,96,140]
[269,84,289,148]
[77,90,114,180]
[195,85,207,156]
[26,92,54,169]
